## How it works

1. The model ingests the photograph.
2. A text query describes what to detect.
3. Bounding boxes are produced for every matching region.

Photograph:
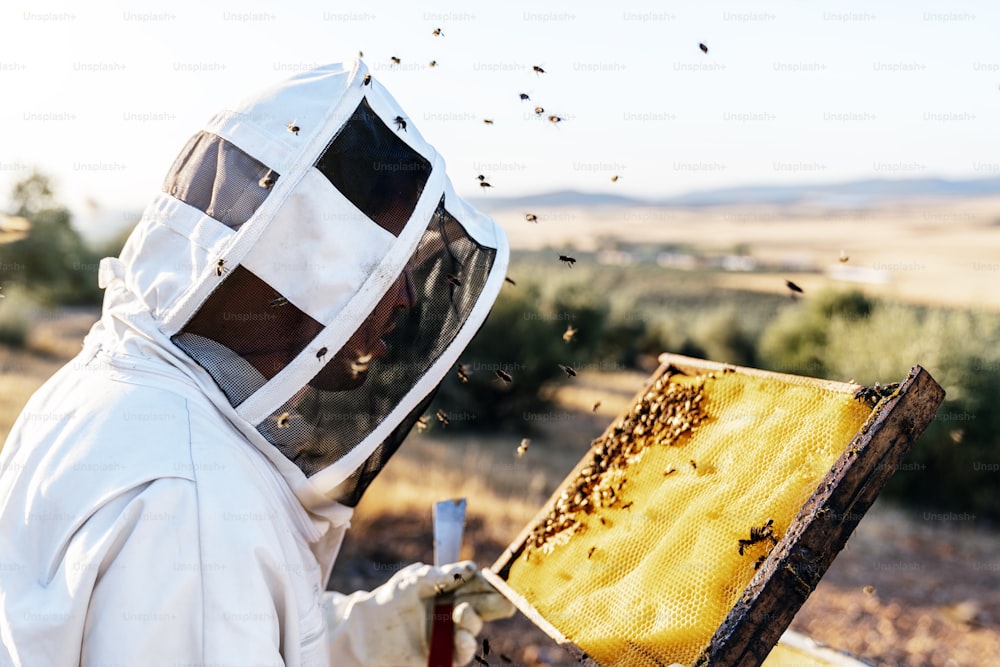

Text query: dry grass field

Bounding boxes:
[2,198,1000,665]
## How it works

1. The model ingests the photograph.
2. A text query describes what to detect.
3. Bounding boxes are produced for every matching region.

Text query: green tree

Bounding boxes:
[0,170,102,305]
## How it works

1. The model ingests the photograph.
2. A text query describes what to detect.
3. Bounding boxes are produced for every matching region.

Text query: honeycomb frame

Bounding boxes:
[485,354,945,667]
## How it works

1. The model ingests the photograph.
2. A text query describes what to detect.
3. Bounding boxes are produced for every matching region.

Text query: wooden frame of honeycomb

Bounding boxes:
[484,354,945,667]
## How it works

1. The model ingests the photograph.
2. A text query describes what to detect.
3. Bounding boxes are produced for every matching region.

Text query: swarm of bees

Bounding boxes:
[523,375,707,554]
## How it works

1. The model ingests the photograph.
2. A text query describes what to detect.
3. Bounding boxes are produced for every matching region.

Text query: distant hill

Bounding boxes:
[470,177,1000,211]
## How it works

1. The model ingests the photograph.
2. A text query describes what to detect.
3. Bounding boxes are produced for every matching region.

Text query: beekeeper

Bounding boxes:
[0,61,514,665]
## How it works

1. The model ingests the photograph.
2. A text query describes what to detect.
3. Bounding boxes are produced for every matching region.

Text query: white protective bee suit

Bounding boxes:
[0,61,512,666]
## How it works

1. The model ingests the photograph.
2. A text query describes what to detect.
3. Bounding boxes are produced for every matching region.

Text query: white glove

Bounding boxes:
[326,561,515,667]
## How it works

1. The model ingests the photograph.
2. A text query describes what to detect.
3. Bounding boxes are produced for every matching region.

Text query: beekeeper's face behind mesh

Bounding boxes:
[152,63,508,507]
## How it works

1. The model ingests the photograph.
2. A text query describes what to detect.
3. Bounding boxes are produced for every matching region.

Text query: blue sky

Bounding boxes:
[1,0,998,231]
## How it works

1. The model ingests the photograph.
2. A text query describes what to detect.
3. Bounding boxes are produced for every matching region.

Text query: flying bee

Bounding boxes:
[533,65,545,74]
[559,254,576,267]
[276,412,291,429]
[592,401,601,412]
[548,115,564,124]
[359,50,364,58]
[362,73,372,86]
[477,174,486,181]
[785,280,804,297]
[350,352,373,379]
[839,249,849,263]
[429,60,437,68]
[432,27,444,36]
[699,42,709,54]
[482,638,490,657]
[738,519,777,555]
[456,363,470,383]
[611,175,620,183]
[496,369,513,384]
[316,347,328,363]
[269,296,289,308]
[525,213,538,223]
[562,325,577,343]
[435,409,450,426]
[504,276,516,286]
[558,364,576,377]
[534,106,545,116]
[287,121,300,135]
[479,180,492,189]
[519,93,530,101]
[259,170,276,189]
[516,438,530,457]
[587,546,596,559]
[215,259,228,277]
[863,585,875,595]
[416,415,429,432]
[390,56,401,65]
[393,115,407,132]
[483,118,494,125]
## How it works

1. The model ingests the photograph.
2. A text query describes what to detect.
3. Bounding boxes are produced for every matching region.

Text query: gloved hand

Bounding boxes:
[325,561,515,667]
